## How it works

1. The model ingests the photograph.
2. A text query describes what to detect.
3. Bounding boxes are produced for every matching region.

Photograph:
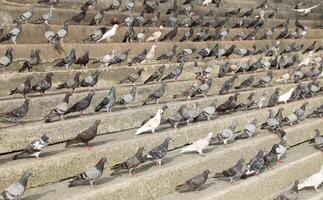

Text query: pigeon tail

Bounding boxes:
[65,138,80,148]
[213,173,225,178]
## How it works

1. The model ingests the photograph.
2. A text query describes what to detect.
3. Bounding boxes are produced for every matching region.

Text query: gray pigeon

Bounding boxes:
[64,90,95,116]
[268,87,281,107]
[68,157,107,187]
[142,83,167,105]
[13,134,49,159]
[307,80,321,96]
[182,103,199,125]
[313,129,323,151]
[119,86,137,108]
[0,24,22,44]
[144,65,165,84]
[111,146,145,176]
[95,87,117,112]
[44,92,73,123]
[0,99,30,123]
[214,158,247,184]
[176,170,211,191]
[260,108,283,130]
[57,72,81,92]
[168,104,187,128]
[192,78,213,97]
[19,49,40,72]
[119,68,144,84]
[33,6,54,24]
[234,75,255,90]
[235,118,258,140]
[0,48,14,70]
[161,62,184,81]
[89,8,105,26]
[215,120,238,144]
[14,7,34,23]
[65,120,101,149]
[241,149,265,178]
[54,23,69,43]
[128,49,148,66]
[144,137,172,166]
[10,75,33,98]
[307,104,323,118]
[219,75,238,95]
[194,99,217,121]
[81,0,97,11]
[31,72,54,96]
[273,180,299,200]
[80,70,102,88]
[1,171,32,200]
[54,48,76,69]
[254,71,273,87]
[294,102,309,118]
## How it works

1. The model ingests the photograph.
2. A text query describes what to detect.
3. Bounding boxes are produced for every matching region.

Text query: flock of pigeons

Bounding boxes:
[0,0,322,199]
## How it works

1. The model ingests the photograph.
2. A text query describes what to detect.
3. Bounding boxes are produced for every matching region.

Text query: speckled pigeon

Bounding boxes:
[13,134,49,159]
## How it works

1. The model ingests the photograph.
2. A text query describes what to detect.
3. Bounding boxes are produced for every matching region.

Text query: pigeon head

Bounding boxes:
[26,75,33,81]
[41,134,49,143]
[275,87,281,92]
[164,137,172,144]
[94,120,101,126]
[137,146,145,154]
[109,87,116,94]
[138,68,144,75]
[99,157,108,164]
[203,169,211,175]
[88,89,96,97]
[47,72,54,78]
[6,48,14,56]
[24,98,31,104]
[314,129,320,136]
[75,72,82,79]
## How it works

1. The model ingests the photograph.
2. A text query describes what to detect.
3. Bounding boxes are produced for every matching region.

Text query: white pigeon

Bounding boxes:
[180,132,214,155]
[298,51,313,67]
[135,109,163,135]
[97,24,119,43]
[298,166,323,191]
[142,44,157,64]
[278,88,295,103]
[255,91,268,109]
[93,49,117,67]
[147,28,163,42]
[201,0,212,6]
[275,71,291,84]
[291,2,322,16]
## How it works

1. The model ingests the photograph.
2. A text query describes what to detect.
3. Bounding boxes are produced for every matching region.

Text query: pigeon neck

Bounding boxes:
[95,161,105,172]
[19,174,31,187]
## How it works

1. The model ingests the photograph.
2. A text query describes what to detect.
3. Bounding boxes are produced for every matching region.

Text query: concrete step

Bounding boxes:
[1,24,323,44]
[10,124,323,200]
[156,142,323,200]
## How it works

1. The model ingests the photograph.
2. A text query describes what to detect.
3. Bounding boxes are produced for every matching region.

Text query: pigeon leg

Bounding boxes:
[86,144,92,151]
[156,99,159,104]
[277,160,284,164]
[80,111,84,117]
[158,159,162,167]
[152,129,155,133]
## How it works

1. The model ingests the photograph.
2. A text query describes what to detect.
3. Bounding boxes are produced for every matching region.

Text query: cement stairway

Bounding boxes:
[0,0,322,199]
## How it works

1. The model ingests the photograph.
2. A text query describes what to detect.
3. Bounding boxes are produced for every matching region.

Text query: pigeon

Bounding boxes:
[0,172,32,200]
[234,119,258,140]
[83,27,109,43]
[128,49,148,66]
[218,62,230,77]
[94,87,116,112]
[214,158,247,184]
[97,24,119,43]
[274,180,299,200]
[221,45,236,58]
[119,86,137,108]
[167,104,188,128]
[275,71,292,84]
[53,23,69,43]
[180,132,214,155]
[111,146,145,176]
[142,44,157,64]
[142,83,167,105]
[254,71,273,88]
[89,9,105,26]
[180,27,194,42]
[135,109,163,135]
[159,26,178,41]
[13,134,49,159]
[65,120,101,149]
[14,7,34,24]
[307,104,323,118]
[234,75,254,90]
[232,16,246,28]
[31,72,54,96]
[57,72,81,92]
[65,10,86,24]
[43,24,64,54]
[291,2,322,16]
[166,0,177,14]
[298,51,313,67]
[144,137,172,166]
[161,62,184,81]
[121,0,135,13]
[303,41,316,54]
[219,75,238,95]
[119,68,144,84]
[283,109,301,126]
[312,129,323,151]
[54,48,76,69]
[38,0,58,6]
[260,108,284,130]
[33,6,54,24]
[92,50,117,67]
[10,75,33,98]
[294,102,309,118]
[255,91,268,109]
[256,0,268,9]
[194,99,217,121]
[307,80,320,96]
[106,0,122,11]
[216,92,240,113]
[80,0,97,11]
[122,26,135,43]
[176,170,211,191]
[0,48,14,70]
[181,103,199,125]
[146,30,162,42]
[144,65,165,84]
[215,121,238,144]
[73,51,90,69]
[68,157,107,187]
[0,99,30,123]
[192,78,213,98]
[268,87,281,107]
[157,45,177,62]
[19,49,40,72]
[64,90,95,116]
[241,149,265,178]
[295,19,306,30]
[298,166,323,191]
[278,88,295,104]
[173,83,198,101]
[234,92,255,111]
[108,49,130,66]
[225,7,241,17]
[44,92,73,123]
[80,70,102,88]
[141,105,168,127]
[276,25,289,40]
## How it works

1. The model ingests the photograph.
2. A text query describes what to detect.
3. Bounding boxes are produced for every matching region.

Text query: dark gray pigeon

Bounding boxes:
[83,27,109,43]
[57,72,81,92]
[1,171,32,200]
[80,0,97,11]
[13,134,49,159]
[214,158,247,184]
[80,70,102,88]
[219,75,238,95]
[19,49,40,72]
[235,118,258,140]
[68,157,107,187]
[95,87,117,112]
[168,104,187,128]
[0,99,30,123]
[182,103,199,125]
[142,83,167,105]
[156,45,177,62]
[312,129,323,151]
[161,62,184,81]
[119,68,144,84]
[65,10,87,24]
[111,146,145,176]
[128,49,148,66]
[10,75,33,98]
[234,92,255,111]
[307,104,323,118]
[119,86,137,109]
[65,120,101,149]
[31,72,54,96]
[241,149,265,178]
[74,51,90,69]
[176,170,211,191]
[144,65,165,84]
[234,75,255,90]
[0,24,22,44]
[54,48,76,69]
[216,92,240,113]
[44,92,73,123]
[268,87,281,107]
[144,137,172,166]
[64,90,95,116]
